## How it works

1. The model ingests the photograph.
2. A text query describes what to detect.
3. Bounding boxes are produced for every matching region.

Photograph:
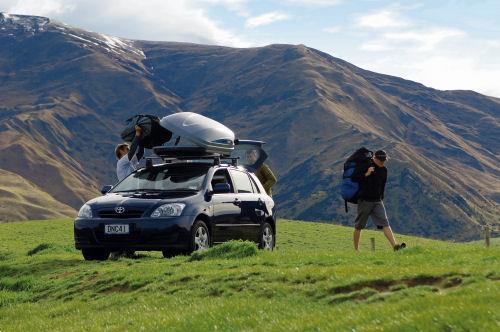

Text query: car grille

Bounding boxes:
[97,209,146,219]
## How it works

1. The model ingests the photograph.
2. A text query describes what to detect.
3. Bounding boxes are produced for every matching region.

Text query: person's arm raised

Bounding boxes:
[127,126,142,161]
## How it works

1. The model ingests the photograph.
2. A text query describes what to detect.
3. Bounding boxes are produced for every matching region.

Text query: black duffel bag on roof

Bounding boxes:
[121,114,172,149]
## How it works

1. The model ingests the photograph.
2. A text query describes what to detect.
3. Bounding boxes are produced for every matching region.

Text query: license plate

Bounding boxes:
[104,224,129,234]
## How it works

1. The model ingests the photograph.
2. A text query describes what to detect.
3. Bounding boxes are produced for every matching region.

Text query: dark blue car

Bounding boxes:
[74,145,275,260]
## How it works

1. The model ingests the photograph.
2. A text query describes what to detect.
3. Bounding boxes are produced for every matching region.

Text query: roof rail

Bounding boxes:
[145,154,239,167]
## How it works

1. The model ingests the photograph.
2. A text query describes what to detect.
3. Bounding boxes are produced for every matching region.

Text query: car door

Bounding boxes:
[228,169,263,241]
[210,168,241,243]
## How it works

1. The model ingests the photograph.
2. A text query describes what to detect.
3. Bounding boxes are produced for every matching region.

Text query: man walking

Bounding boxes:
[351,150,405,251]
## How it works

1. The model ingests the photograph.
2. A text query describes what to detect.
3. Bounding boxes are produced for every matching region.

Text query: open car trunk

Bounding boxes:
[229,140,268,171]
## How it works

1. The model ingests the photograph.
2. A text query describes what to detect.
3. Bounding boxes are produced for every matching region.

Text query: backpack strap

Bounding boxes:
[345,200,348,213]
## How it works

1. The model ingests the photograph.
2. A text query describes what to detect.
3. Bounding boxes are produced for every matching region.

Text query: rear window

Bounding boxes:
[111,164,210,192]
[230,170,254,194]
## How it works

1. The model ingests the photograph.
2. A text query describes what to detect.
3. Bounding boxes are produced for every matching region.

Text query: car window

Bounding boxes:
[230,170,254,194]
[249,175,260,193]
[111,164,210,192]
[211,169,234,193]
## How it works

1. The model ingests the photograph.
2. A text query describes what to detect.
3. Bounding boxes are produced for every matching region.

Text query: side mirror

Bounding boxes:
[213,183,231,194]
[101,185,113,195]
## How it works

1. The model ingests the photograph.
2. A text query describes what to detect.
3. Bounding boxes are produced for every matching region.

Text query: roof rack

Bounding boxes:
[146,146,239,167]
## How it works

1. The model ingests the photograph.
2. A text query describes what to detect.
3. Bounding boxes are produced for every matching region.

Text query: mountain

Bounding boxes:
[0,13,498,240]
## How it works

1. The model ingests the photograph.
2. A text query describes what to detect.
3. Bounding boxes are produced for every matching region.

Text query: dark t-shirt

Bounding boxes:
[352,161,387,201]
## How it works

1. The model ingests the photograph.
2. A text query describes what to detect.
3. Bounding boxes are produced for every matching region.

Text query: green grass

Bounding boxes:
[0,219,498,331]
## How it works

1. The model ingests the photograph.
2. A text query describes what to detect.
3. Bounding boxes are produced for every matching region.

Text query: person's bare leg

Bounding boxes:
[353,229,362,251]
[382,226,397,247]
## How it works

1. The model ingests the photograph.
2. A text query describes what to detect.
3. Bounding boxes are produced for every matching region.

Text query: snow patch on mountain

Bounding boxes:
[0,13,145,59]
[64,33,100,46]
[97,33,146,59]
[0,12,49,33]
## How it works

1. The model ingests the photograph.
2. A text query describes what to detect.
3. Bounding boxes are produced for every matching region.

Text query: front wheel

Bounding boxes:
[82,248,110,261]
[259,223,275,250]
[189,220,210,254]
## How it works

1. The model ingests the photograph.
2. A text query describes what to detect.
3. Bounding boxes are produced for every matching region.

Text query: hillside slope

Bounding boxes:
[0,219,498,331]
[0,13,499,239]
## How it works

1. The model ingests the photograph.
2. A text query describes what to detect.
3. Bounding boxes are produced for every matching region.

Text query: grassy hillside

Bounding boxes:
[0,219,498,331]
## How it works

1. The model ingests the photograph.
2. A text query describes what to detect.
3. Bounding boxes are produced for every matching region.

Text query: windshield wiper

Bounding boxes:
[115,189,198,193]
[162,189,199,192]
[113,189,162,194]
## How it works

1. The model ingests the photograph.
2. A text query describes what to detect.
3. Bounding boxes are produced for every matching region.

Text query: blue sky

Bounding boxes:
[2,0,500,97]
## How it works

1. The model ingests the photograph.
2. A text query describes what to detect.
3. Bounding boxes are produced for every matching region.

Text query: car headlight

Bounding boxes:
[77,204,92,218]
[151,203,185,218]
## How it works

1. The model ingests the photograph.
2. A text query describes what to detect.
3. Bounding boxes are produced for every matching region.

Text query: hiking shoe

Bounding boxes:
[394,243,406,251]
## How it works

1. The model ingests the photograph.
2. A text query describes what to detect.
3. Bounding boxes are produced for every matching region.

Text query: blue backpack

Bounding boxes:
[341,148,373,212]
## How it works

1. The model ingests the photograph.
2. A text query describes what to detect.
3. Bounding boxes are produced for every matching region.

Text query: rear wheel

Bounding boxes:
[259,223,275,250]
[82,248,110,261]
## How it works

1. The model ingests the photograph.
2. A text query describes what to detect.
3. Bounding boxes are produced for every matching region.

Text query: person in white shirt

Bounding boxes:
[115,126,144,182]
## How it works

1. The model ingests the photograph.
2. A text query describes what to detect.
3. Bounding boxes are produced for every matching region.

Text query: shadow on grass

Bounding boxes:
[320,273,472,304]
[1,258,83,278]
[189,241,258,261]
[27,243,77,256]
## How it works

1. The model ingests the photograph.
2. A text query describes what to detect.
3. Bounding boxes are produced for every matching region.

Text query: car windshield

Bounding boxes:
[111,164,210,193]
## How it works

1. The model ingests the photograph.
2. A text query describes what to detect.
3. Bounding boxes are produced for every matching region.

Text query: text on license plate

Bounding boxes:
[104,224,130,234]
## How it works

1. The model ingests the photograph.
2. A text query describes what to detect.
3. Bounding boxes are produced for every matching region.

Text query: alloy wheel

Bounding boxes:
[262,226,274,250]
[194,226,209,250]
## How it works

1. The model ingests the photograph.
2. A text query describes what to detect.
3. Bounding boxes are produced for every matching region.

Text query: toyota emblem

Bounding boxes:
[115,206,125,214]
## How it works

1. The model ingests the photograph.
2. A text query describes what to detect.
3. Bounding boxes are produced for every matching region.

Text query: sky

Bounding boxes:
[1,0,500,97]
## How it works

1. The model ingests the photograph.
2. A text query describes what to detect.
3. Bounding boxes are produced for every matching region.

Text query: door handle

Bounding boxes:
[233,198,241,206]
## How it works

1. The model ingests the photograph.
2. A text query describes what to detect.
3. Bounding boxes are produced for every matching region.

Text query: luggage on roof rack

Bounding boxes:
[121,114,172,149]
[160,112,235,155]
[138,112,270,170]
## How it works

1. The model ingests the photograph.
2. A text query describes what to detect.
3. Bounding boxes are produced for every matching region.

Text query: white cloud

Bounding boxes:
[355,9,410,29]
[245,11,290,28]
[384,28,465,51]
[361,27,465,52]
[323,25,340,33]
[8,0,75,16]
[383,55,500,98]
[411,56,500,96]
[351,4,500,97]
[3,0,250,47]
[201,0,250,17]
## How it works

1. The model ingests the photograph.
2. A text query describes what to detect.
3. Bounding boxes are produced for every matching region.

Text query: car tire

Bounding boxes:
[82,248,110,261]
[259,223,275,250]
[188,220,211,254]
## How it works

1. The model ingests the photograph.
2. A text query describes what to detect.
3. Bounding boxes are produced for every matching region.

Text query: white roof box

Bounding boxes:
[160,112,235,155]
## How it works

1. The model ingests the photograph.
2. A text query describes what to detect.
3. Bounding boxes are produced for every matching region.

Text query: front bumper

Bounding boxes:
[74,216,193,251]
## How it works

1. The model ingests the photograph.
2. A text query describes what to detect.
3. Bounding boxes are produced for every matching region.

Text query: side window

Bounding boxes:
[249,174,261,194]
[230,170,254,194]
[211,169,234,193]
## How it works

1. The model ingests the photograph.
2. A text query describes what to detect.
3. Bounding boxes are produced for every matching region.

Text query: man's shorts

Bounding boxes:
[354,199,389,230]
